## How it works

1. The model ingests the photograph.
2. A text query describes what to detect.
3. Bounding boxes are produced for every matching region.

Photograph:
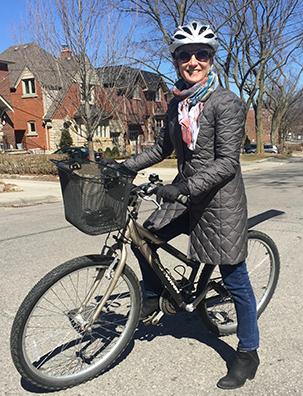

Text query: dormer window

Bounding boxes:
[22,78,36,96]
[133,85,140,100]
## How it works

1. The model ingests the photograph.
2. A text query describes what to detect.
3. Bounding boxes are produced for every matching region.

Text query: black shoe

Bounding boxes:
[140,297,159,320]
[217,350,260,390]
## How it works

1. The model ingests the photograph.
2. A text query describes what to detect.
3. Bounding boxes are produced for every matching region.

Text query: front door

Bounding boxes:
[15,130,25,149]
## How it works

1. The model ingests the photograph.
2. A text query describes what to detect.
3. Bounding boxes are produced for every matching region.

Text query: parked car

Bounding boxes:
[53,146,103,161]
[243,144,257,154]
[264,144,279,154]
[243,144,278,154]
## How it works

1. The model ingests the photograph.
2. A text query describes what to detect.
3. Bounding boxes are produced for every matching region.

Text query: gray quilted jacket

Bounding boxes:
[124,86,248,265]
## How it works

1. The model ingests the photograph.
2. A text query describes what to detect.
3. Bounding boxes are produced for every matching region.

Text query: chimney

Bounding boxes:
[60,44,72,60]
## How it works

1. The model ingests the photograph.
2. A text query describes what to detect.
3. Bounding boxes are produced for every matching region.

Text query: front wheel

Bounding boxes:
[197,230,280,336]
[10,255,142,391]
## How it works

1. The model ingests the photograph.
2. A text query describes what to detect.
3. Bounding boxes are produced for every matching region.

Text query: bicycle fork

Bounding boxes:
[76,243,128,332]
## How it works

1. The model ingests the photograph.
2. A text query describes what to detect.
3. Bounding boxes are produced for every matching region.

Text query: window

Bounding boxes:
[155,119,164,129]
[96,124,110,138]
[77,123,86,137]
[80,84,95,103]
[155,118,164,138]
[155,87,161,102]
[132,85,140,100]
[27,121,37,136]
[22,78,36,96]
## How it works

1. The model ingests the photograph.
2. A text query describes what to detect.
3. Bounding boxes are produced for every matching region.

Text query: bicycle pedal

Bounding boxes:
[142,310,164,326]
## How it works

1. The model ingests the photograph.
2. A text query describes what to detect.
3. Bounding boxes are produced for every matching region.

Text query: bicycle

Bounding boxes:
[10,159,280,391]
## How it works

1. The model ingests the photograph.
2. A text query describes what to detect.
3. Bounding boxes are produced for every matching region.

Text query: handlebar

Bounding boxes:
[132,176,189,207]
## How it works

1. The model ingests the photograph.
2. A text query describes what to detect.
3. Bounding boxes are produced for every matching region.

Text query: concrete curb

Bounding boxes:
[0,158,287,207]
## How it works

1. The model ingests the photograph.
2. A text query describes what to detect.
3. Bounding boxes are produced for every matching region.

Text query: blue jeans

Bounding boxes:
[131,212,259,352]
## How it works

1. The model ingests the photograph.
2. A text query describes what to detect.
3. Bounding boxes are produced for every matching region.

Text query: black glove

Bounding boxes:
[156,181,189,203]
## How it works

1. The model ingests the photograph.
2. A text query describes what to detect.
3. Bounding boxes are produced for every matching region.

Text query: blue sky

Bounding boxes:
[0,0,175,81]
[0,0,28,53]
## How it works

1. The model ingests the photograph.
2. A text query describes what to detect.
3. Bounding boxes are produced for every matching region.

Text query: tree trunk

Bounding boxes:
[87,138,95,161]
[255,67,266,154]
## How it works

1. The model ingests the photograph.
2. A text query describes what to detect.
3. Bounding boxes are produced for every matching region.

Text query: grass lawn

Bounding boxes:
[150,153,292,168]
[151,158,177,168]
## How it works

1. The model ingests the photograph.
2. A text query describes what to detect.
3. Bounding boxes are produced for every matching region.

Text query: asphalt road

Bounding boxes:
[1,158,302,395]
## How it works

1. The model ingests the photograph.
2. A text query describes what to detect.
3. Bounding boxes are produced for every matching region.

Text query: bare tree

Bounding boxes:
[118,0,303,154]
[264,55,303,146]
[211,0,303,152]
[117,0,207,84]
[25,0,136,159]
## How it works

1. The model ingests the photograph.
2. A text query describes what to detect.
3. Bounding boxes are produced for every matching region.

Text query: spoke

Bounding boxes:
[85,268,89,300]
[42,294,69,315]
[76,271,80,306]
[249,255,269,275]
[49,287,72,312]
[58,278,77,308]
[101,317,127,326]
[97,324,121,337]
[80,272,98,307]
[30,313,64,318]
[36,301,67,316]
[105,280,126,310]
[26,325,72,330]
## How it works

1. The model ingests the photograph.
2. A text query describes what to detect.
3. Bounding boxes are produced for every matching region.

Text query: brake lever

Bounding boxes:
[142,195,161,209]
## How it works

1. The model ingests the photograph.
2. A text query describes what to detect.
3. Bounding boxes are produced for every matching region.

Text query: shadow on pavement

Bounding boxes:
[21,378,53,393]
[134,311,236,364]
[248,209,285,229]
[20,312,234,393]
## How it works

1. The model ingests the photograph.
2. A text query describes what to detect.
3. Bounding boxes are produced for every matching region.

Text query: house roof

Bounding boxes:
[74,104,111,122]
[43,87,67,121]
[0,58,15,65]
[0,95,13,111]
[98,66,139,89]
[97,65,168,92]
[140,70,167,92]
[0,43,81,120]
[0,43,63,89]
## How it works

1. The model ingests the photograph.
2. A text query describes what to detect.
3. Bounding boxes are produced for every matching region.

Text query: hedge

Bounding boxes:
[0,154,64,175]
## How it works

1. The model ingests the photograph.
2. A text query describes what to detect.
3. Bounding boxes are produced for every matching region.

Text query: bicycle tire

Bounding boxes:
[197,230,280,336]
[10,255,142,391]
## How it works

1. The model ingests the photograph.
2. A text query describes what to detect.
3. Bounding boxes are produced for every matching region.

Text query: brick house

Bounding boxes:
[0,43,168,154]
[0,44,63,151]
[45,65,169,154]
[95,66,168,153]
[0,58,14,150]
[245,108,271,144]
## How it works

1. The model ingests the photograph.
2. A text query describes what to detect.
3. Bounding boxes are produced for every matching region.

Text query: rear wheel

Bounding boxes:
[197,230,280,336]
[10,255,142,390]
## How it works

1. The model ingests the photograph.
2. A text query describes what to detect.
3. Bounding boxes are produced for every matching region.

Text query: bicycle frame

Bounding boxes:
[84,214,215,329]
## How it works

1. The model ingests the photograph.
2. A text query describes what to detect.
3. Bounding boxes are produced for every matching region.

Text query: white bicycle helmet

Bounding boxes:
[169,21,218,55]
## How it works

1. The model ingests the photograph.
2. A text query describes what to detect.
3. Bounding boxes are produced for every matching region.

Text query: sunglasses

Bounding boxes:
[175,49,212,63]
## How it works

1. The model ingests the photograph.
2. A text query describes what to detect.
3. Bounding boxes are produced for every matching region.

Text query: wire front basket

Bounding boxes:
[53,159,135,235]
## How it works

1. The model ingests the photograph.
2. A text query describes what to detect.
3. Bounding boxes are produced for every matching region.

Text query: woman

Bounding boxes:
[123,21,260,390]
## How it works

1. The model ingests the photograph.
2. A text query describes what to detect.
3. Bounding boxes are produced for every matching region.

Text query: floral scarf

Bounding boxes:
[173,70,218,150]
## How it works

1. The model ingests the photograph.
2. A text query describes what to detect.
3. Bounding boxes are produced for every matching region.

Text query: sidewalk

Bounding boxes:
[0,158,286,207]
